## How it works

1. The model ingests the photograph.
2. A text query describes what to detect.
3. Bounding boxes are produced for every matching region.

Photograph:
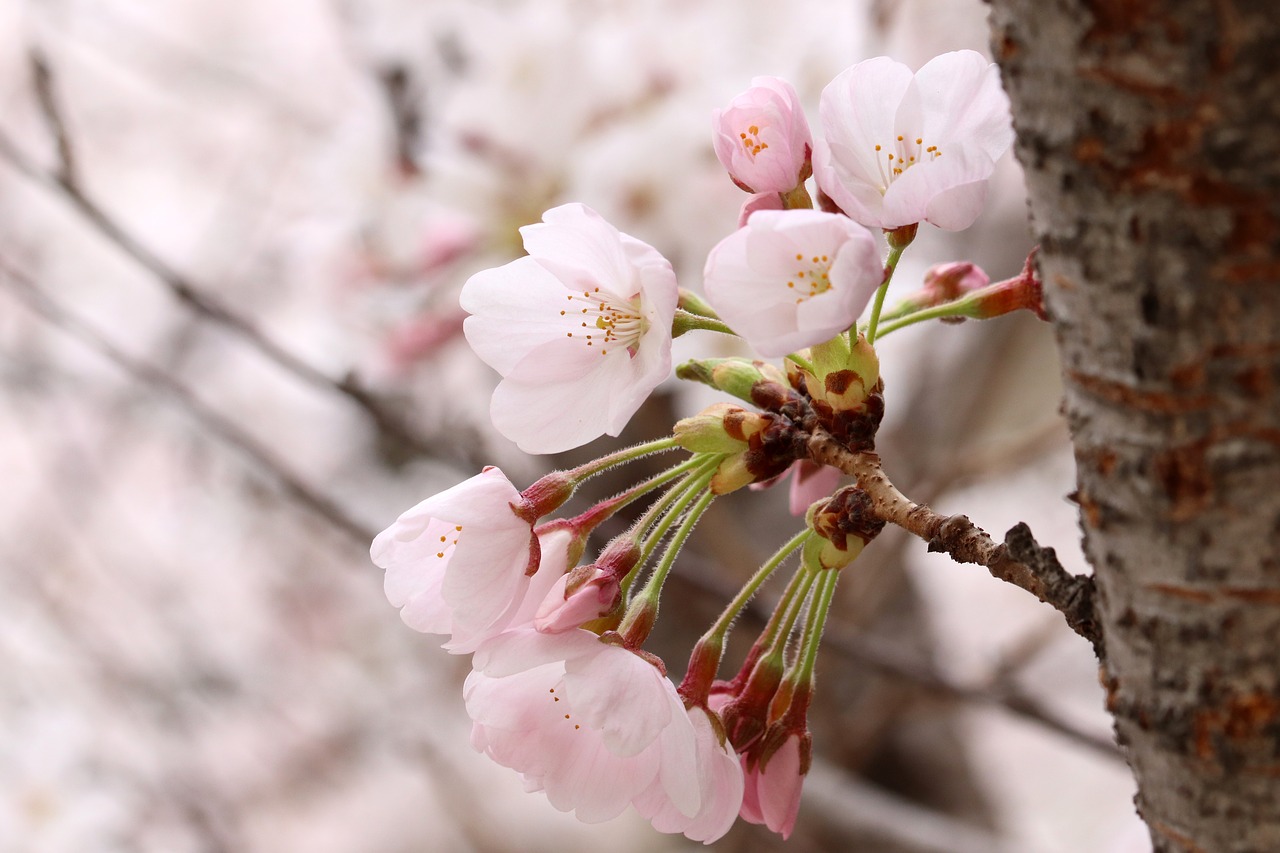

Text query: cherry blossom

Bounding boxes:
[740,732,807,839]
[373,469,566,653]
[466,629,746,841]
[814,50,1013,231]
[633,705,745,843]
[712,77,813,195]
[702,209,882,357]
[461,203,678,454]
[466,629,708,826]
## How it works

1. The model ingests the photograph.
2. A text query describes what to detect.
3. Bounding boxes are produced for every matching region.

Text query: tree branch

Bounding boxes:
[807,429,1102,651]
[28,46,78,187]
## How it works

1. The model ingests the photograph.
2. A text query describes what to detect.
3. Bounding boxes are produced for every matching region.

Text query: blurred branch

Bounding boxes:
[0,259,377,545]
[0,124,437,460]
[28,46,78,187]
[805,757,1017,853]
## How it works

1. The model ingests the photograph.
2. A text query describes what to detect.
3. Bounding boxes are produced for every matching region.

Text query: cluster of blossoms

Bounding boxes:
[373,51,1040,842]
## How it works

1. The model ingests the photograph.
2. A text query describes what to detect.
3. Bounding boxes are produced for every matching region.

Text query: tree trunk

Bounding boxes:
[986,1,1280,850]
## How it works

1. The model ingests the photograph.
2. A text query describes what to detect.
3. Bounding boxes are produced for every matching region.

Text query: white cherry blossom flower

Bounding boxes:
[461,203,678,454]
[373,470,571,653]
[702,209,882,357]
[814,50,1013,231]
[633,705,745,843]
[466,629,706,826]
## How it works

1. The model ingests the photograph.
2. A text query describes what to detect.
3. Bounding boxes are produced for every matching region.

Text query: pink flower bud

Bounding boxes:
[921,261,991,304]
[713,77,813,195]
[741,731,810,839]
[737,191,784,227]
[534,566,620,632]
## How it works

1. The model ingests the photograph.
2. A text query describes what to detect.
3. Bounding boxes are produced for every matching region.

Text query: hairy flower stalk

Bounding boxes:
[679,529,812,707]
[740,566,840,839]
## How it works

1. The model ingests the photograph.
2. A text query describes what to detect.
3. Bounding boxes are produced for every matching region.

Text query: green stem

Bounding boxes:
[618,486,716,644]
[793,567,840,686]
[673,309,737,338]
[873,298,978,338]
[704,529,812,645]
[615,455,721,592]
[565,455,703,535]
[636,489,715,605]
[568,436,680,482]
[638,464,717,567]
[766,567,817,664]
[785,352,815,374]
[865,243,906,345]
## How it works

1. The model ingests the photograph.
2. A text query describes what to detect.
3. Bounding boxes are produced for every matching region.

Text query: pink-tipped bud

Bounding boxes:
[712,77,813,195]
[962,247,1048,321]
[534,566,621,632]
[519,470,577,520]
[737,191,785,227]
[740,730,811,839]
[921,261,991,305]
[740,681,813,839]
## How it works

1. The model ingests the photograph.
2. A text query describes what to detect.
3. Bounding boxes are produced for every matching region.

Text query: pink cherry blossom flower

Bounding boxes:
[633,705,745,843]
[814,50,1013,231]
[460,203,678,454]
[466,629,707,826]
[712,77,813,195]
[740,732,808,839]
[703,209,882,357]
[373,469,566,653]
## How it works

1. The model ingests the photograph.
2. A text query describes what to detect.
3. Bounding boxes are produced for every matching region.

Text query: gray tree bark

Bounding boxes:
[986,1,1280,850]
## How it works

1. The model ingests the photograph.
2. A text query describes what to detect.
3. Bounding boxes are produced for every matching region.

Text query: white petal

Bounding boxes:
[520,203,637,300]
[913,51,1013,160]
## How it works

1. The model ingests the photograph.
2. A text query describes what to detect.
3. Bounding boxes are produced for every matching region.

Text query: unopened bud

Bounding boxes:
[519,470,577,520]
[921,261,990,304]
[805,334,880,414]
[959,248,1047,321]
[804,486,886,570]
[674,402,770,453]
[676,357,793,409]
[534,566,621,632]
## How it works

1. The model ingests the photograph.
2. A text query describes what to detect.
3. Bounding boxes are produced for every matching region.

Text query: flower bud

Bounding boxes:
[712,77,813,195]
[673,402,768,453]
[958,248,1048,321]
[675,357,792,408]
[921,261,990,304]
[519,469,577,520]
[804,486,885,570]
[805,333,880,413]
[534,565,621,632]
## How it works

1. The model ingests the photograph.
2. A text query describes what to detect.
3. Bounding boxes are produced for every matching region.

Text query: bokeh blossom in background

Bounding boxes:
[0,1,1150,851]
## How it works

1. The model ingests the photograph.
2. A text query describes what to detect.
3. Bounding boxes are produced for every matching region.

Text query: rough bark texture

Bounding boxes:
[987,1,1280,850]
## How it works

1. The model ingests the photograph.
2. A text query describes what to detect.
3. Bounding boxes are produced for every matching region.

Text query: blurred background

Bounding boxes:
[0,0,1150,850]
